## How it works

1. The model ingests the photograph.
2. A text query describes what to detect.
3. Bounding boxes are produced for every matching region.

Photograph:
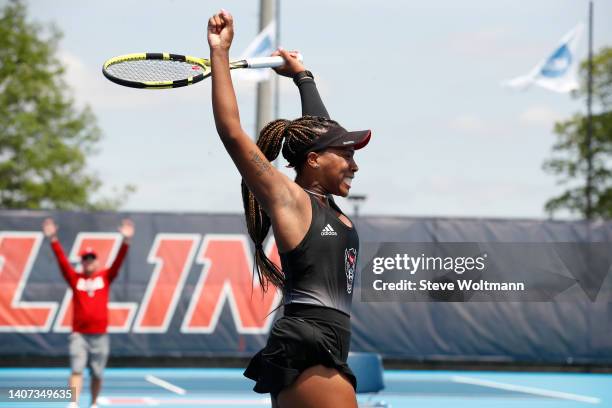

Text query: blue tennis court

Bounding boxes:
[1,368,609,407]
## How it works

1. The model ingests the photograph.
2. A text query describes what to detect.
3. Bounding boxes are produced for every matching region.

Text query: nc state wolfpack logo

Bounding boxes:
[344,248,357,294]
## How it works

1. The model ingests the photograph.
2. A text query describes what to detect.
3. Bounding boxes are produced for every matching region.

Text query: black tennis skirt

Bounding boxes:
[244,303,356,397]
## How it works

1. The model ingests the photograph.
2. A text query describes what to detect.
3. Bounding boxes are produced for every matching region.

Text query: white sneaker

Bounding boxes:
[90,405,98,408]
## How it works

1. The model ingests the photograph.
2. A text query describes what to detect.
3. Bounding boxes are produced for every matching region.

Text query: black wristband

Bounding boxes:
[293,70,314,85]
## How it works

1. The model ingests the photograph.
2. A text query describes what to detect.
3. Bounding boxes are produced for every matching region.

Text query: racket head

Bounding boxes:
[102,53,211,89]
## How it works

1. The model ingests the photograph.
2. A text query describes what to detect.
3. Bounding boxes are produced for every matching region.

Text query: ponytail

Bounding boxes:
[241,116,333,291]
[241,119,289,290]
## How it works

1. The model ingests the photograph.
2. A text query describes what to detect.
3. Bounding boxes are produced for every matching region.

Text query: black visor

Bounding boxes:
[306,124,371,154]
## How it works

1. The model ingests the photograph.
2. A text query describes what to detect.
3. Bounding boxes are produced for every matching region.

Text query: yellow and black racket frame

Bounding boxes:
[102,52,250,89]
[103,52,294,89]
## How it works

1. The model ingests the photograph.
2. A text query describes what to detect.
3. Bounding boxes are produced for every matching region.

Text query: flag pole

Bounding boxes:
[255,0,275,136]
[585,0,594,219]
[274,0,280,120]
[272,0,281,168]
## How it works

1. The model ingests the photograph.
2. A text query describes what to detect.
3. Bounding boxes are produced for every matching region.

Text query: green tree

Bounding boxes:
[543,46,612,219]
[0,0,133,210]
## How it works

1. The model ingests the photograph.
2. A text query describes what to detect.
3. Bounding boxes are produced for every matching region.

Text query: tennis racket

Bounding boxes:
[102,52,302,89]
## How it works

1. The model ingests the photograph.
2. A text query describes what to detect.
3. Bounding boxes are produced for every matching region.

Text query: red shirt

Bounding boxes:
[51,240,129,334]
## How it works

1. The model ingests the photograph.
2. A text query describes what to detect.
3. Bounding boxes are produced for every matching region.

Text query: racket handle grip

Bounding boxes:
[245,53,304,69]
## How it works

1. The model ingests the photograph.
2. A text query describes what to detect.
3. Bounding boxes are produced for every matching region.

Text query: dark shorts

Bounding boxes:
[244,304,356,398]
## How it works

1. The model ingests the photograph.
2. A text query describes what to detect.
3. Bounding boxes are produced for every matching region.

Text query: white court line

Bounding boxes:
[96,396,159,406]
[98,396,270,406]
[97,396,110,406]
[452,375,601,404]
[145,374,187,395]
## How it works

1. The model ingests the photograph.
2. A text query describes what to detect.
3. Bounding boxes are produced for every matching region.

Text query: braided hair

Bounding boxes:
[242,115,339,291]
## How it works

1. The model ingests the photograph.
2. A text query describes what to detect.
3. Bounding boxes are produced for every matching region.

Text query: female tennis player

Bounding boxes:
[208,10,371,408]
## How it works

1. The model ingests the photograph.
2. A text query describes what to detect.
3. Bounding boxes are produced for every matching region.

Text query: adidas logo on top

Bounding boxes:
[321,224,338,236]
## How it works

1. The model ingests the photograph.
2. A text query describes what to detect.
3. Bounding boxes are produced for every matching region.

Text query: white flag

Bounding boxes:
[234,21,276,82]
[502,23,584,93]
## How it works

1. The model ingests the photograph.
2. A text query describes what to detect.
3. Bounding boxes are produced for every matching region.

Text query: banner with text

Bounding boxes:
[1,211,611,363]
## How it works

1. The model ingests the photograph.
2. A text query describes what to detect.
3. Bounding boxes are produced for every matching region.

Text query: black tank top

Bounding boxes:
[280,194,360,316]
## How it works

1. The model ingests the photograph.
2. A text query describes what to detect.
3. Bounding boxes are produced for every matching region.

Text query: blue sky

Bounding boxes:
[24,0,612,219]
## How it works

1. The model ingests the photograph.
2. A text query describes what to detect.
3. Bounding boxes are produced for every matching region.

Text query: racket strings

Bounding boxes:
[106,59,207,82]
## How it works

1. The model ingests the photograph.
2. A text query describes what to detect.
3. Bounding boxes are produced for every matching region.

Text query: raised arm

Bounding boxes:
[42,218,76,286]
[107,219,133,283]
[208,11,301,214]
[272,48,330,118]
